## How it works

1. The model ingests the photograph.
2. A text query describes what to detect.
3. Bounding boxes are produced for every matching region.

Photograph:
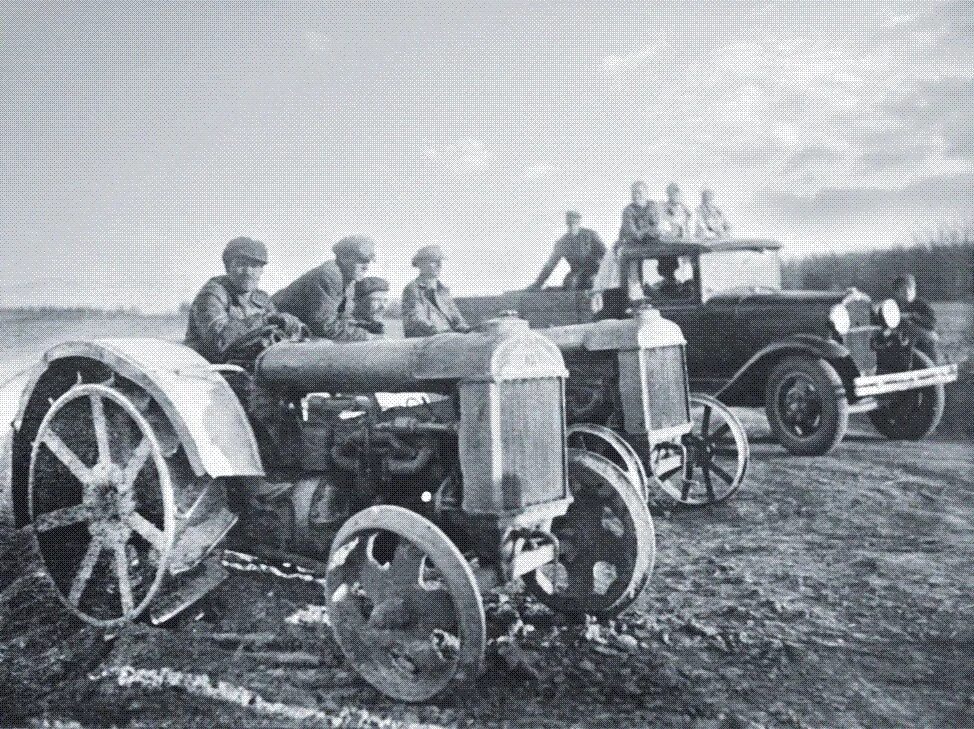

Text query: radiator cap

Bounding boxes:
[478,311,530,336]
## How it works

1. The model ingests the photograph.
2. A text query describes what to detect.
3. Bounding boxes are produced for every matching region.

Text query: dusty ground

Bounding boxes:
[0,305,970,728]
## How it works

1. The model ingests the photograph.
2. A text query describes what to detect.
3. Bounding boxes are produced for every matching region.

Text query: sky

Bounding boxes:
[1,0,972,311]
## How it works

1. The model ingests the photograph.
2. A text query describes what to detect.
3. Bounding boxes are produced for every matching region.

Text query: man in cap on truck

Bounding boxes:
[528,210,607,291]
[272,235,378,342]
[185,236,305,363]
[402,245,471,337]
[352,276,391,335]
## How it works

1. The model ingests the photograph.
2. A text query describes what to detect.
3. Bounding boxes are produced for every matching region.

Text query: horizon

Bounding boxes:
[2,1,972,312]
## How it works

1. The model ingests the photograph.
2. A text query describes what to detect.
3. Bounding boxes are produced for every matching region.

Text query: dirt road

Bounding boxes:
[0,307,970,728]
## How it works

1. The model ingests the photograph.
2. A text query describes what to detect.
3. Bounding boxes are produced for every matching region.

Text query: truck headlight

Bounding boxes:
[877,298,901,329]
[829,303,851,336]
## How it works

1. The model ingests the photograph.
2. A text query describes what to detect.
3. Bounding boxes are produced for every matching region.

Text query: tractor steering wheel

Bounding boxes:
[222,323,292,362]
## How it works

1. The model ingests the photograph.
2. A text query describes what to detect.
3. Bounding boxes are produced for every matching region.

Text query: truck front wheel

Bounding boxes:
[868,349,945,440]
[765,356,849,455]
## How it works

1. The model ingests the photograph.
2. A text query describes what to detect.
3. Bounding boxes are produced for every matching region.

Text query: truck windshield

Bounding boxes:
[698,249,782,299]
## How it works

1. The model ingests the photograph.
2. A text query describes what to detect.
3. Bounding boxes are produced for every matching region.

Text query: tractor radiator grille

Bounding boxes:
[642,345,691,431]
[497,379,566,509]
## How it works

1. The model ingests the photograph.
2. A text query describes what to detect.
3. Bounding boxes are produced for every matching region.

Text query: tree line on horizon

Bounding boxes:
[781,222,974,302]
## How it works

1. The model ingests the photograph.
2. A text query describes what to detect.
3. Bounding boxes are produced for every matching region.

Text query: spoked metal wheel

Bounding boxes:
[566,423,650,502]
[524,448,654,617]
[326,506,486,702]
[28,383,176,627]
[652,394,749,507]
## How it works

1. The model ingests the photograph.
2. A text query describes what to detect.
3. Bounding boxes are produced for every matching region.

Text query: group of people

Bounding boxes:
[184,235,471,363]
[530,181,732,291]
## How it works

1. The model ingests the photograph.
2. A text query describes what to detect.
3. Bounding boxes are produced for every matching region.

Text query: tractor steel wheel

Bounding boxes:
[566,423,650,502]
[868,349,946,440]
[28,383,176,627]
[765,356,849,455]
[656,394,749,507]
[524,449,654,617]
[326,506,486,703]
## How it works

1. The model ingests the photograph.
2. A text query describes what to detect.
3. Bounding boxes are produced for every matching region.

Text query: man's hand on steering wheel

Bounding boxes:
[267,312,307,339]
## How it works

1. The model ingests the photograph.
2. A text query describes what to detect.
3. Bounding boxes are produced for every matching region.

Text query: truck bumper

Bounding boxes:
[853,363,958,398]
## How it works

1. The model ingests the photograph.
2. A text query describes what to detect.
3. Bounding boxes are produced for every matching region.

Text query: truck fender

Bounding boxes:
[6,339,264,527]
[715,335,857,406]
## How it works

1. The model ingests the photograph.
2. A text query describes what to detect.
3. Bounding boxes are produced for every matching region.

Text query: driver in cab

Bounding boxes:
[184,236,304,363]
[646,256,694,301]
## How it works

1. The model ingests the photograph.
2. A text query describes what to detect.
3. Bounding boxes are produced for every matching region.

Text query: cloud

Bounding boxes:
[601,39,672,73]
[421,138,495,171]
[523,163,559,179]
[756,172,974,224]
[304,30,330,53]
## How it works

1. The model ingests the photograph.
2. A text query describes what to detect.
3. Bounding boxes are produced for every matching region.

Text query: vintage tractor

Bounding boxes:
[457,307,750,507]
[0,316,654,702]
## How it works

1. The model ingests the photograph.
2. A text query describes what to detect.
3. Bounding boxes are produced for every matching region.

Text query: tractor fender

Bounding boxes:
[715,335,856,406]
[12,338,264,481]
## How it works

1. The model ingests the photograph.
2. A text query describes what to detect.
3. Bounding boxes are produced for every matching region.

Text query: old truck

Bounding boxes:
[457,237,958,456]
[0,316,658,702]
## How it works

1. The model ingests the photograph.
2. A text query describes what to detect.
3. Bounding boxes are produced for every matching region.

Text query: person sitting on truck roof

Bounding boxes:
[695,188,732,239]
[185,236,305,363]
[892,273,939,362]
[272,235,378,342]
[661,182,692,238]
[619,181,662,246]
[402,245,471,337]
[528,210,607,291]
[352,276,390,336]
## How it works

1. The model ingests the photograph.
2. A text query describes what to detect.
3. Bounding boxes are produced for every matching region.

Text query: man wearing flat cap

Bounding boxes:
[272,234,378,341]
[185,236,305,363]
[352,276,390,335]
[528,210,606,291]
[402,245,471,337]
[661,182,692,238]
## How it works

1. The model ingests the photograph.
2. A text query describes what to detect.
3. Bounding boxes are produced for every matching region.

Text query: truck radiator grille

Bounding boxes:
[844,300,877,374]
[497,379,566,509]
[642,346,691,431]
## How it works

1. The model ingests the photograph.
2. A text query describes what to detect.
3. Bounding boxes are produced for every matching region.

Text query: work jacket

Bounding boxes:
[184,276,277,362]
[402,278,470,338]
[272,261,372,341]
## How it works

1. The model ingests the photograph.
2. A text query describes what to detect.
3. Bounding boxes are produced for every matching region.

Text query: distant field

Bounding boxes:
[0,304,970,437]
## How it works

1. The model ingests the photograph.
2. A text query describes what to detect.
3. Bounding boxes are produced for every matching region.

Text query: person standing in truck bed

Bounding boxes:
[528,210,606,291]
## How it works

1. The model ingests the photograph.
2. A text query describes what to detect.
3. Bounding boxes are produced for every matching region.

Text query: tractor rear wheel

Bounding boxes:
[28,383,176,627]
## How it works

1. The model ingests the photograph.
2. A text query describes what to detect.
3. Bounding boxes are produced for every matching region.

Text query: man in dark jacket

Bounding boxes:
[528,210,607,291]
[185,237,304,363]
[892,274,939,361]
[272,235,378,341]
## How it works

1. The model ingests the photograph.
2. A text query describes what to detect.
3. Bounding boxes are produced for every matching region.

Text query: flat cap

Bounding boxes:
[565,210,582,221]
[223,236,268,264]
[355,276,390,298]
[411,245,445,265]
[333,234,377,261]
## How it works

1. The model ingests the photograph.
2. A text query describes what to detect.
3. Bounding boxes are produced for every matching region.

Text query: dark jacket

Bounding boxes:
[901,297,937,332]
[533,228,607,289]
[272,261,372,341]
[402,278,470,337]
[184,276,277,363]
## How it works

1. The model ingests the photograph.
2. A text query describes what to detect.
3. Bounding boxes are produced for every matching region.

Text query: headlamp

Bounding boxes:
[828,303,851,336]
